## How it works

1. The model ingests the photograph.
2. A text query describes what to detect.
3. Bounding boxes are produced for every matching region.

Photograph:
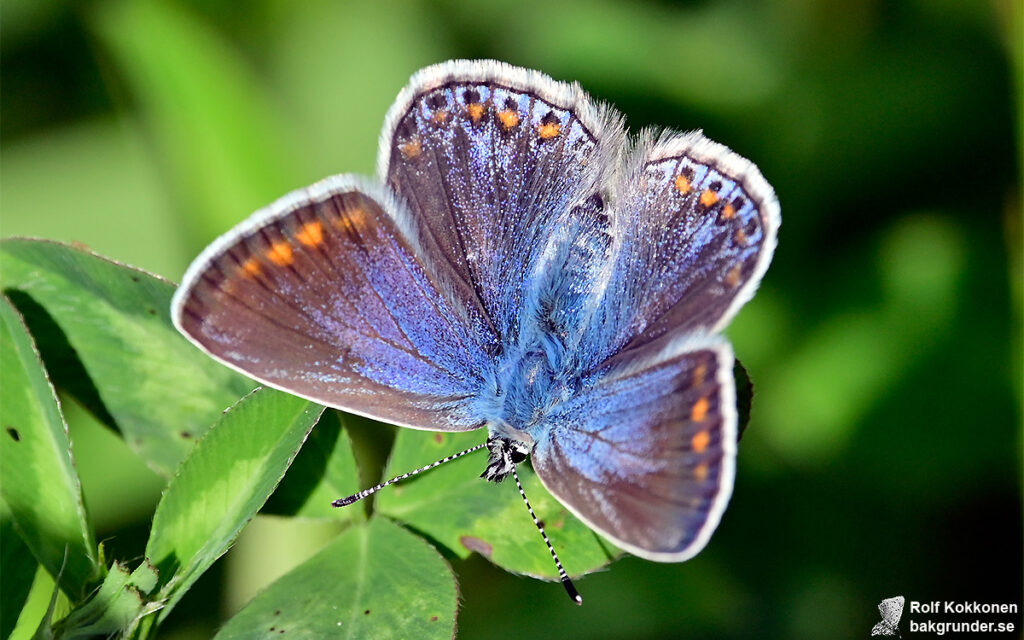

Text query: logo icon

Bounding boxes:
[872,596,905,637]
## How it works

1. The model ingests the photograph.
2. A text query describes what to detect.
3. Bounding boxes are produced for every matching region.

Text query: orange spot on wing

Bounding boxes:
[694,462,709,482]
[722,203,736,219]
[467,103,485,123]
[295,221,324,247]
[537,122,561,139]
[399,139,422,159]
[675,175,692,194]
[431,110,449,124]
[691,396,710,422]
[267,241,293,266]
[498,110,520,129]
[240,256,262,278]
[348,207,367,226]
[693,363,707,386]
[692,430,711,454]
[335,207,368,235]
[726,264,742,287]
[735,228,748,245]
[700,189,719,207]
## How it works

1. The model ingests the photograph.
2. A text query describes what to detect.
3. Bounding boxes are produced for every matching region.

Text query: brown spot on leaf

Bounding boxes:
[460,535,494,557]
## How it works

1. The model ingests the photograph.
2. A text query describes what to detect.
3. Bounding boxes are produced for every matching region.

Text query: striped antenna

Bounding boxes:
[511,466,583,605]
[331,442,488,507]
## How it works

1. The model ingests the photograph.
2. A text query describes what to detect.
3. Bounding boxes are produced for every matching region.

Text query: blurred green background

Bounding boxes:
[3,0,1021,638]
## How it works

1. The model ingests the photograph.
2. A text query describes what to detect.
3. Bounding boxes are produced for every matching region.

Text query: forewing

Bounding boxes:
[531,335,737,560]
[380,60,624,343]
[171,176,495,431]
[585,131,779,364]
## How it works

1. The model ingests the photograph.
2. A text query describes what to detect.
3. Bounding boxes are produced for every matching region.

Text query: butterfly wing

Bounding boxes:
[379,60,625,344]
[530,335,737,560]
[171,176,495,431]
[583,131,780,366]
[525,132,776,558]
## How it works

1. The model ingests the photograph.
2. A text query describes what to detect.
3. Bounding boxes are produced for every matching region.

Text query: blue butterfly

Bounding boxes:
[171,60,779,602]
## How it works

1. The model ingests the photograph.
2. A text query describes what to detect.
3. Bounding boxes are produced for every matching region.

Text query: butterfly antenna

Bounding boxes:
[511,466,583,605]
[332,442,488,507]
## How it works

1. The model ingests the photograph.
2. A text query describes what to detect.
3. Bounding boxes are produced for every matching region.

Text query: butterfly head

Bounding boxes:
[480,436,531,483]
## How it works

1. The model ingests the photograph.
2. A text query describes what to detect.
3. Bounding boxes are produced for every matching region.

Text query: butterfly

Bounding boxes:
[171,60,779,603]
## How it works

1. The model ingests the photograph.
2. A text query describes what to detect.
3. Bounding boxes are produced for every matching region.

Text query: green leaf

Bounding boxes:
[215,517,457,640]
[90,0,308,245]
[144,388,324,623]
[0,296,100,601]
[2,118,189,279]
[269,0,452,178]
[1,517,38,638]
[376,430,618,580]
[262,410,363,519]
[0,239,255,476]
[51,560,158,640]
